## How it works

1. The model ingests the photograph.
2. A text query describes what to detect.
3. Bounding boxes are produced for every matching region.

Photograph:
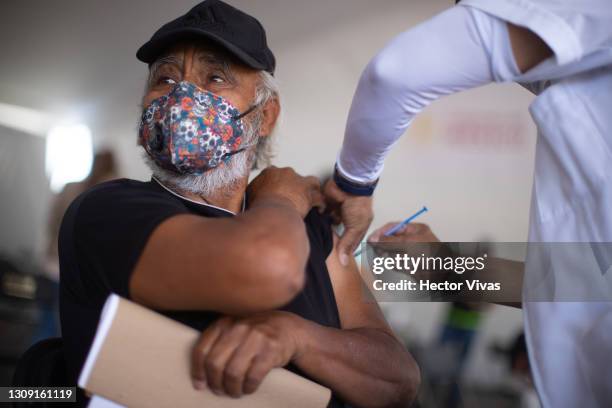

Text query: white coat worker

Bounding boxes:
[322,1,612,407]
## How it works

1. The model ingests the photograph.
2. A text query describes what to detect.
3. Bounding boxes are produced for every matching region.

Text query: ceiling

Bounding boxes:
[0,0,416,146]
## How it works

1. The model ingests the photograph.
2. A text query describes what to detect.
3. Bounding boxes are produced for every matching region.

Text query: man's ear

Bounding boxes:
[259,96,280,137]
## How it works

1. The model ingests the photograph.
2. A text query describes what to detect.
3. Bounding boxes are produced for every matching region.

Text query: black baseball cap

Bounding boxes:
[136,0,276,74]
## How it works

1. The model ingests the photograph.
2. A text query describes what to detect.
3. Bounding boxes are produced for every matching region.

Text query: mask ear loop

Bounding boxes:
[233,103,259,121]
[221,103,261,161]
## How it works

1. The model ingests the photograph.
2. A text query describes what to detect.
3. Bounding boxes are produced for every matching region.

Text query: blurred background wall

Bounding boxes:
[0,126,50,257]
[0,0,537,405]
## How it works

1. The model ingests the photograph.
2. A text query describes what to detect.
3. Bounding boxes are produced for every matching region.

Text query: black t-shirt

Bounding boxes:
[59,178,345,407]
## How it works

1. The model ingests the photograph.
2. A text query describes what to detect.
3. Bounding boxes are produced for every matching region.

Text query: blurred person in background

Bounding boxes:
[505,333,540,408]
[58,1,419,407]
[436,302,489,408]
[30,150,118,343]
[324,1,612,407]
[45,149,117,280]
[491,333,540,408]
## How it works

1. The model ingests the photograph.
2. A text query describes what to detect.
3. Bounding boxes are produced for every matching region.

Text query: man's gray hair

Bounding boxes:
[252,70,279,169]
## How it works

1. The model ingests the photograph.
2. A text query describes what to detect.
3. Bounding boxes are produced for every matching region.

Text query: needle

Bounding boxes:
[353,206,429,257]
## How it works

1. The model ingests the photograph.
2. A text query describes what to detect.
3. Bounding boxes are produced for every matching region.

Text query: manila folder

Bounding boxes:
[78,294,331,408]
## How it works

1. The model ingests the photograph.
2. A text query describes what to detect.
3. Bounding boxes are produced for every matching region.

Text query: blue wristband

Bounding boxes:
[333,165,378,196]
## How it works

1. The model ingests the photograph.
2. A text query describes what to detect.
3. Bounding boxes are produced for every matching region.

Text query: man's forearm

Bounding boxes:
[290,316,419,408]
[243,195,310,271]
[131,196,309,314]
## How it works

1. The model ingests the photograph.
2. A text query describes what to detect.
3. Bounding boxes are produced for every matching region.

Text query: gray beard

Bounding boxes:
[144,116,261,198]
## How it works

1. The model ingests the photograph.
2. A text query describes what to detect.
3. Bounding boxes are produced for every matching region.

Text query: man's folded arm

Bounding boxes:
[129,196,310,314]
[288,236,421,408]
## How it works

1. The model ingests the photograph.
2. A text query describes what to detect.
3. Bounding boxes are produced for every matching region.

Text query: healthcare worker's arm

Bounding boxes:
[191,234,420,407]
[327,5,552,262]
[369,222,523,308]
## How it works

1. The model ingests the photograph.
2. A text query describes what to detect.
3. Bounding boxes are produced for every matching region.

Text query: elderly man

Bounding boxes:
[58,1,419,407]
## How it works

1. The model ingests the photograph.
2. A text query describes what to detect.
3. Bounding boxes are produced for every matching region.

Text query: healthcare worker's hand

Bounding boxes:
[368,222,439,244]
[323,179,373,266]
[191,311,301,397]
[368,222,442,266]
[248,166,324,218]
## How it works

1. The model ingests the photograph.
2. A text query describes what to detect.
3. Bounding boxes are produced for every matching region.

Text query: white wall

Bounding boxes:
[0,126,50,260]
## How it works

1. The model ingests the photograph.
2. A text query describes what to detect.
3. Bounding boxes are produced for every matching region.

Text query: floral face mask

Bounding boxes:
[139,81,258,175]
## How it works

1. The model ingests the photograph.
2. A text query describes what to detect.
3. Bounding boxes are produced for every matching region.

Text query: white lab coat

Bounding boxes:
[521,66,612,408]
[462,1,612,406]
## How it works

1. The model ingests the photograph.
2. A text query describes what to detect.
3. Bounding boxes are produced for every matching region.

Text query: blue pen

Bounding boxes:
[354,206,428,257]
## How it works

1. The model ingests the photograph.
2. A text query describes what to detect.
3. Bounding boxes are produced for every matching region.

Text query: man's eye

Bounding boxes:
[210,75,225,84]
[158,76,177,85]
